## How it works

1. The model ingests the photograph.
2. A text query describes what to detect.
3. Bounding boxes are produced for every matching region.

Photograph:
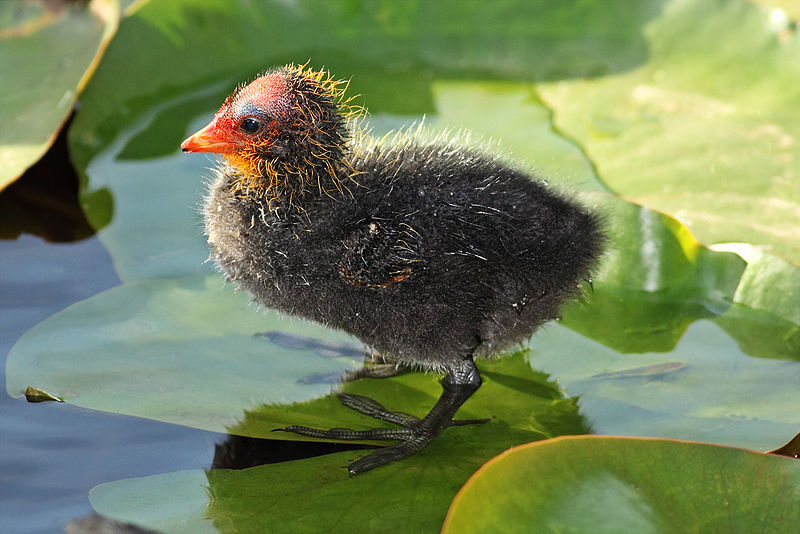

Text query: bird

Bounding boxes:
[181,64,604,476]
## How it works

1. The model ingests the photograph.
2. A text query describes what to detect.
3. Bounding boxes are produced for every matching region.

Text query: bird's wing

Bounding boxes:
[337,219,421,289]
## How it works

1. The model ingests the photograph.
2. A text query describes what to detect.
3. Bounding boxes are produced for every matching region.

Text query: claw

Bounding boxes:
[280,358,487,475]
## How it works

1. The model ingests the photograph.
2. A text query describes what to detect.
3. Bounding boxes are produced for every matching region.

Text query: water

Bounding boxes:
[0,233,217,534]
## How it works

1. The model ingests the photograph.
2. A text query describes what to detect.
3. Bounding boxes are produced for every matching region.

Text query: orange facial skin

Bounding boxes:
[182,64,362,203]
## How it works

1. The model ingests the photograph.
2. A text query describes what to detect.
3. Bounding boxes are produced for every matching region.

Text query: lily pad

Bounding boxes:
[89,470,215,534]
[88,355,587,534]
[5,275,369,433]
[538,0,800,263]
[87,432,800,533]
[710,243,800,359]
[532,320,800,451]
[443,436,800,533]
[0,0,118,191]
[562,194,800,360]
[429,82,609,192]
[68,0,664,227]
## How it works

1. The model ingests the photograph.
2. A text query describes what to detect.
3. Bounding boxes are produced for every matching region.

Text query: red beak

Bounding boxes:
[181,119,233,153]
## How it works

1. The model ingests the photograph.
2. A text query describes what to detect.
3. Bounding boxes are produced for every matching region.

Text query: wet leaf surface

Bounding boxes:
[0,0,118,191]
[89,353,587,534]
[443,437,800,534]
[7,276,367,432]
[538,0,800,263]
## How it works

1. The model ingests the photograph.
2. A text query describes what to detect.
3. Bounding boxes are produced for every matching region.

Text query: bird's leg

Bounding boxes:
[343,351,406,381]
[279,356,486,476]
[342,362,405,382]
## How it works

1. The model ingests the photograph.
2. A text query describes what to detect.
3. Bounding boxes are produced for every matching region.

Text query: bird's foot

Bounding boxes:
[278,392,489,476]
[342,363,405,382]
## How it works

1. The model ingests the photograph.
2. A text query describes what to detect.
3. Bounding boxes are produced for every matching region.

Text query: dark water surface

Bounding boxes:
[0,218,217,533]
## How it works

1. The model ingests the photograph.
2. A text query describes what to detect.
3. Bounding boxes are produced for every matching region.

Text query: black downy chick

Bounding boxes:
[181,65,604,475]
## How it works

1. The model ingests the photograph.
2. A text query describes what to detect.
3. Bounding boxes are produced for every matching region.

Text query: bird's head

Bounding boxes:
[182,64,359,199]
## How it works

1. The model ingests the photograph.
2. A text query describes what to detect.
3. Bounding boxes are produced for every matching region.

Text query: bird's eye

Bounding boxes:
[239,117,263,134]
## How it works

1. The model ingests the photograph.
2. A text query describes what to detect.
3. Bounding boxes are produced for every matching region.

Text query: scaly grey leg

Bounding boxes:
[279,357,487,475]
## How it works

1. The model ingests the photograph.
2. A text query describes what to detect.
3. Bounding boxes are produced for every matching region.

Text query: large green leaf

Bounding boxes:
[5,275,367,432]
[87,435,800,534]
[443,437,800,533]
[87,354,587,534]
[7,0,799,532]
[710,243,800,359]
[532,320,800,451]
[0,0,118,191]
[561,195,800,360]
[538,0,800,263]
[89,470,215,534]
[69,0,663,227]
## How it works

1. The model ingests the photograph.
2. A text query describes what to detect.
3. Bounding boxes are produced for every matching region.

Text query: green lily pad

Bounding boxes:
[562,194,745,353]
[0,0,118,191]
[429,82,609,192]
[751,0,800,23]
[68,0,666,228]
[87,355,586,534]
[710,243,800,359]
[532,320,800,451]
[5,275,369,433]
[87,434,800,534]
[89,470,215,534]
[712,243,800,325]
[538,0,800,263]
[561,195,800,360]
[443,436,800,533]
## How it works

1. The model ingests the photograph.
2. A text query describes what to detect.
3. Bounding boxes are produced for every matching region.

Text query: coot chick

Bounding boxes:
[181,64,604,475]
